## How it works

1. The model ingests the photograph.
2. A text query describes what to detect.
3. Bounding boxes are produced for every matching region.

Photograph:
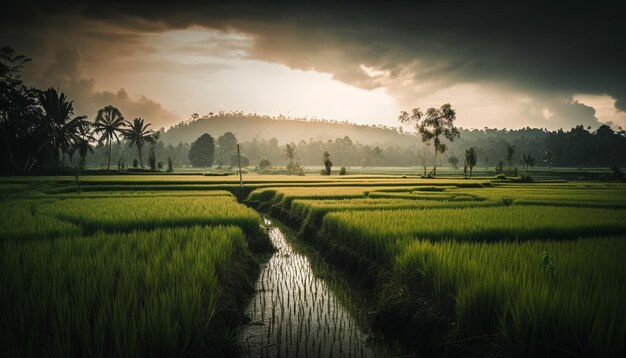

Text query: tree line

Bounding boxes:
[1,47,162,174]
[3,46,625,175]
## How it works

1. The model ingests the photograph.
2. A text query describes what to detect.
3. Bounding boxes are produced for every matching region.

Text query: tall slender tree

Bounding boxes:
[399,103,460,176]
[464,147,477,178]
[505,144,516,174]
[543,150,553,167]
[284,144,297,171]
[38,88,88,166]
[93,105,125,170]
[522,153,537,172]
[124,118,157,168]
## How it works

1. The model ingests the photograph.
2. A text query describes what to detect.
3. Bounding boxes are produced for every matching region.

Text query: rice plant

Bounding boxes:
[320,206,626,261]
[39,196,261,236]
[395,237,626,357]
[0,226,253,357]
[0,200,81,241]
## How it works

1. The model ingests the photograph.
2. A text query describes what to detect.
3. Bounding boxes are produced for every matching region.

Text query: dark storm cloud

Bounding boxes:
[2,1,625,126]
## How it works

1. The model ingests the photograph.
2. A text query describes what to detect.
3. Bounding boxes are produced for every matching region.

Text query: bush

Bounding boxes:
[258,159,271,170]
[340,167,347,175]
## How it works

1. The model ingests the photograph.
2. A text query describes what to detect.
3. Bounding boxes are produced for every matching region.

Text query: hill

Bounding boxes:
[161,112,416,147]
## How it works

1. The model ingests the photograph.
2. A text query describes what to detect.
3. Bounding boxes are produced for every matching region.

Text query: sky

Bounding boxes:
[1,0,625,130]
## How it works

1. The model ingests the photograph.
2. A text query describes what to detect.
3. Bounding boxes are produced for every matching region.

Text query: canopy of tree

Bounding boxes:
[188,133,215,167]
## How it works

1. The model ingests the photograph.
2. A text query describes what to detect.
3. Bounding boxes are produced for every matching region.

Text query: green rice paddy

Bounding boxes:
[1,174,624,357]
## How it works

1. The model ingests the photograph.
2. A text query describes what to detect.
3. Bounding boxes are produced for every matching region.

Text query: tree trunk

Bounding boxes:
[470,166,473,178]
[107,137,112,171]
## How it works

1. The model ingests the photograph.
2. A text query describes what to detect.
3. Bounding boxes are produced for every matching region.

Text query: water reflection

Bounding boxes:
[239,218,375,357]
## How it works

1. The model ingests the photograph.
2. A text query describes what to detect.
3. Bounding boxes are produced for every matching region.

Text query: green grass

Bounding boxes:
[0,200,81,240]
[39,196,261,237]
[396,237,626,357]
[448,184,626,204]
[320,206,626,261]
[1,176,625,357]
[368,191,484,201]
[37,190,235,199]
[288,198,503,234]
[0,226,253,357]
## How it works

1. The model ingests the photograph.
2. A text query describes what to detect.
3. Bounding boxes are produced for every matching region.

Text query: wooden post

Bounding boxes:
[237,144,243,192]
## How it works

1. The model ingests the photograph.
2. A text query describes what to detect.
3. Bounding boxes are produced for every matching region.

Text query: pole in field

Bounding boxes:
[237,144,243,191]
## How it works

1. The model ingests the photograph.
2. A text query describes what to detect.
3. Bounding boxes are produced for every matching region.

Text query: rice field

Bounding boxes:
[0,185,270,356]
[320,206,626,260]
[396,237,626,357]
[0,226,253,357]
[39,196,261,236]
[1,175,625,357]
[248,178,626,357]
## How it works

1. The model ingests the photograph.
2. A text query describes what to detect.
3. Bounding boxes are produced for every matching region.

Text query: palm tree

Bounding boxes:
[543,150,553,167]
[124,118,157,168]
[70,124,95,169]
[38,88,88,166]
[522,154,537,172]
[93,105,126,170]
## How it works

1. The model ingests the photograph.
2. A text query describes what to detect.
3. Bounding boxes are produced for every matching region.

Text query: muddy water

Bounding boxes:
[238,218,376,357]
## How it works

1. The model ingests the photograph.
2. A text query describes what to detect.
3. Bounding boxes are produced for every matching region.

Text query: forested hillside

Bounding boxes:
[160,112,415,147]
[130,112,626,169]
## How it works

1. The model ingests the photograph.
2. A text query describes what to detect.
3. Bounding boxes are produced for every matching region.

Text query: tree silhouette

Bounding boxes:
[284,144,298,171]
[399,103,460,176]
[216,132,238,167]
[259,158,271,170]
[69,124,94,169]
[124,118,157,168]
[323,150,333,175]
[188,133,215,167]
[522,153,537,172]
[38,88,88,166]
[543,150,553,167]
[448,155,459,169]
[93,105,126,171]
[505,144,516,174]
[464,147,477,178]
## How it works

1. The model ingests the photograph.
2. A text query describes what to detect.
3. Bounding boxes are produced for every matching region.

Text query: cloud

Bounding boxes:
[2,0,625,129]
[31,48,181,128]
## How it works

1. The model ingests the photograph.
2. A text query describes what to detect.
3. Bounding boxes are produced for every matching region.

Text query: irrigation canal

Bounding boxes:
[238,217,379,357]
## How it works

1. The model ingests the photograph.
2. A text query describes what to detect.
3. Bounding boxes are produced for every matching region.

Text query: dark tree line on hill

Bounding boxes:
[2,46,626,174]
[452,125,626,168]
[80,122,626,172]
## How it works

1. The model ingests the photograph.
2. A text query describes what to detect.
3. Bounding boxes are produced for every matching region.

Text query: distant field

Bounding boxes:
[1,174,624,357]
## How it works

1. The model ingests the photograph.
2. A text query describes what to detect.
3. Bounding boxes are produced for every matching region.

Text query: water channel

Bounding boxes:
[238,217,378,357]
